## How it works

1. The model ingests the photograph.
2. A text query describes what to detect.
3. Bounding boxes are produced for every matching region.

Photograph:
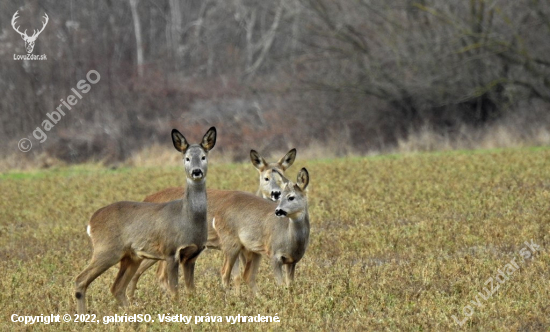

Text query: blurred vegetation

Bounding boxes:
[1,0,549,165]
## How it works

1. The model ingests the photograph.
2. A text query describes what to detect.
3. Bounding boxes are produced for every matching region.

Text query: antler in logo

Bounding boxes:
[11,10,49,54]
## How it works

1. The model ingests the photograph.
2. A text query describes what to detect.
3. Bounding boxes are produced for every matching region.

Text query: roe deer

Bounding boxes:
[74,127,216,314]
[126,148,297,298]
[215,168,310,294]
[250,148,296,201]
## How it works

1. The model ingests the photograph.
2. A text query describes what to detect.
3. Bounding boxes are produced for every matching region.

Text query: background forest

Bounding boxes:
[1,0,549,167]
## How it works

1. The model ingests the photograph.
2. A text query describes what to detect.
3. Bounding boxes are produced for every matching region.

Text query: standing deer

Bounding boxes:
[74,127,216,314]
[11,11,49,53]
[215,168,310,294]
[127,149,297,298]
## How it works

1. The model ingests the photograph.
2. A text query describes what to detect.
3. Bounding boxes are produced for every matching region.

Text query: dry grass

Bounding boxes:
[1,147,550,331]
[397,123,550,153]
[3,121,550,172]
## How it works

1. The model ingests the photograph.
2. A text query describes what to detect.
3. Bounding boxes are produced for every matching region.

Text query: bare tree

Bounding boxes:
[1,0,549,162]
[299,0,550,128]
[129,0,144,77]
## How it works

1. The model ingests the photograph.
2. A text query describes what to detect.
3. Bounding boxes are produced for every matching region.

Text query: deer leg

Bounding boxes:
[75,250,122,314]
[285,263,296,286]
[220,247,241,290]
[164,256,180,299]
[182,261,196,293]
[111,256,142,307]
[271,256,284,285]
[155,260,170,293]
[231,252,245,287]
[243,253,262,295]
[232,251,251,293]
[180,245,203,292]
[127,258,157,299]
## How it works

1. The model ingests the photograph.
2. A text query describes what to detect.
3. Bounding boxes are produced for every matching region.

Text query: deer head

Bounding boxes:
[12,11,49,54]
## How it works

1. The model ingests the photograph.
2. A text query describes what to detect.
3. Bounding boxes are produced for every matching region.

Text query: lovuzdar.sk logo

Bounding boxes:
[11,10,48,60]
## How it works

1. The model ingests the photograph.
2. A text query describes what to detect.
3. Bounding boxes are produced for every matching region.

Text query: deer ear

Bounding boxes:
[171,129,189,153]
[296,168,309,191]
[278,148,297,171]
[250,150,268,171]
[201,127,217,152]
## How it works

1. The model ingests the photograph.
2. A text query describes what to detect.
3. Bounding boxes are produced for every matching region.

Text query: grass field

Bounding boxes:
[1,148,549,331]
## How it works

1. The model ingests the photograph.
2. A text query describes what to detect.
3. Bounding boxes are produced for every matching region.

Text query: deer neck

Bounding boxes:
[286,207,310,248]
[184,178,207,224]
[288,207,309,229]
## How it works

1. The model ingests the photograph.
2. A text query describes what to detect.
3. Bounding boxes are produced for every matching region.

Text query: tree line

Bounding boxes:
[1,0,548,162]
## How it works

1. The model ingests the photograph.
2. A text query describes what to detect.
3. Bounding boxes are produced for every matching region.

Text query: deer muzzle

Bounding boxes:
[191,169,204,179]
[271,191,281,201]
[275,208,287,217]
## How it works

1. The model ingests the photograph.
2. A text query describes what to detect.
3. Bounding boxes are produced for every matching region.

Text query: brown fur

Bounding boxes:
[215,168,310,293]
[127,149,297,297]
[74,127,216,314]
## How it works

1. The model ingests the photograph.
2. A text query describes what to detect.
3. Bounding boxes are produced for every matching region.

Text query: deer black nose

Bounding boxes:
[275,208,287,217]
[271,191,281,201]
[191,169,203,178]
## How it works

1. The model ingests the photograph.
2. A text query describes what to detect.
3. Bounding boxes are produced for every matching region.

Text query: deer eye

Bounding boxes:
[201,156,206,160]
[288,196,295,201]
[185,157,190,162]
[264,177,269,181]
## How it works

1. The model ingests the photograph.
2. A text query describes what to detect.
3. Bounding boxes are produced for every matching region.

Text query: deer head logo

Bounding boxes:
[11,10,49,54]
